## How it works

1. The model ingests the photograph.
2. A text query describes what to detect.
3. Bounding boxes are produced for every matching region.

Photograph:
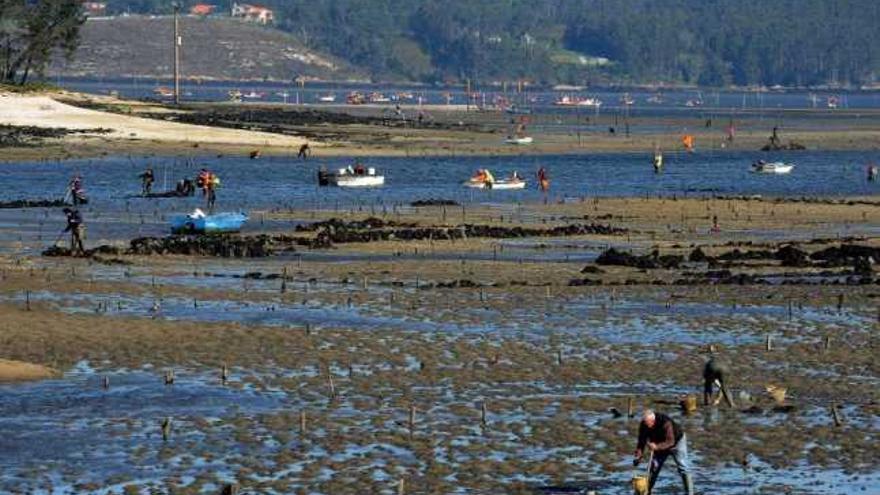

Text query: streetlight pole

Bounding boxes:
[173,2,181,105]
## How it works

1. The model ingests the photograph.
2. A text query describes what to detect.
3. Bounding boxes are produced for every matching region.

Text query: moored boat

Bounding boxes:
[318,165,385,187]
[463,170,527,190]
[170,210,247,234]
[751,160,794,174]
[318,93,337,102]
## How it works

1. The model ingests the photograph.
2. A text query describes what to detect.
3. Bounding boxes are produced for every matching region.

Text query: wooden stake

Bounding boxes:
[398,478,405,495]
[765,334,773,352]
[328,371,336,399]
[830,403,842,427]
[25,290,30,311]
[161,416,172,441]
[824,335,832,352]
[300,410,307,434]
[221,363,228,385]
[102,376,110,390]
[481,401,487,428]
[627,397,634,418]
[408,404,416,439]
[164,369,175,385]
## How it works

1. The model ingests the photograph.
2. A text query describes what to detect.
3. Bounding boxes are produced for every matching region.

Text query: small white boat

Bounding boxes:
[751,161,794,174]
[318,93,336,102]
[466,179,527,190]
[319,166,384,187]
[463,171,527,190]
[242,91,265,99]
[504,136,533,145]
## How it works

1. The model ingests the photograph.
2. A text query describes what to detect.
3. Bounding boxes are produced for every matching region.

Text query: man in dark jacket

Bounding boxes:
[703,355,735,408]
[634,409,694,495]
[62,208,85,255]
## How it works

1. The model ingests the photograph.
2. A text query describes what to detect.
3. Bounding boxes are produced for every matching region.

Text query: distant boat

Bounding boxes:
[504,136,533,145]
[368,92,391,103]
[464,177,527,190]
[555,95,602,107]
[318,166,385,187]
[504,105,532,115]
[153,86,174,98]
[346,91,366,104]
[646,93,664,104]
[827,96,840,108]
[170,211,247,234]
[685,92,704,107]
[505,118,533,145]
[619,93,635,106]
[242,91,265,99]
[318,93,336,102]
[751,160,794,174]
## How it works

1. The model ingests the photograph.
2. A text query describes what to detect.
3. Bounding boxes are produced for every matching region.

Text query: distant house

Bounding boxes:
[231,3,274,24]
[190,4,216,16]
[82,1,107,17]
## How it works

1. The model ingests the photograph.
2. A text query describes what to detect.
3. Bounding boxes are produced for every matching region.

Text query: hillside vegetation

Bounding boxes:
[52,16,361,81]
[102,0,880,87]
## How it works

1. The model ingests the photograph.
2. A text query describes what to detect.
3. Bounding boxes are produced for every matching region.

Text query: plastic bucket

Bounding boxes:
[632,474,649,495]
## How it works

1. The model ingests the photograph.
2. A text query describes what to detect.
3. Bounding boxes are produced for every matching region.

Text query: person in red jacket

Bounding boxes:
[634,409,694,495]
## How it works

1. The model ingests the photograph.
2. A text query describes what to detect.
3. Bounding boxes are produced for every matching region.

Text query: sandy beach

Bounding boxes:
[1,90,880,162]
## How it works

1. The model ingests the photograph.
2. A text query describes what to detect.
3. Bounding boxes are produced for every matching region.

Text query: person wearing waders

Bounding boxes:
[63,208,85,256]
[297,143,311,160]
[139,167,155,196]
[703,355,735,408]
[634,409,694,495]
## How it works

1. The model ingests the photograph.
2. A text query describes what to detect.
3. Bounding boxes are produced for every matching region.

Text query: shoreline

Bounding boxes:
[1,90,879,163]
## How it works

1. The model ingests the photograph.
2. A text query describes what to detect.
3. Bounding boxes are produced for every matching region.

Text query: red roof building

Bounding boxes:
[190,4,216,16]
[82,2,107,17]
[231,3,274,24]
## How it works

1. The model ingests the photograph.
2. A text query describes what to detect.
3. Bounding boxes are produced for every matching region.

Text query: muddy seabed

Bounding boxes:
[0,196,878,495]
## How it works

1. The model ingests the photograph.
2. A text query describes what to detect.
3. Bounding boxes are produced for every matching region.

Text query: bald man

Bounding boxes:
[634,409,694,495]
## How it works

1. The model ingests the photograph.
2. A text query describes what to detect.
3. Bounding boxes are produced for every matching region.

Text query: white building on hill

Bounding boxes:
[231,3,274,24]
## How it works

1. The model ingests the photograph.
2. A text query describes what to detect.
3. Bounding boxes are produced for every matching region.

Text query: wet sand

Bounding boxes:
[0,194,877,492]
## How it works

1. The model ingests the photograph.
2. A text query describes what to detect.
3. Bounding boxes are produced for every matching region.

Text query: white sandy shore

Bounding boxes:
[0,92,310,148]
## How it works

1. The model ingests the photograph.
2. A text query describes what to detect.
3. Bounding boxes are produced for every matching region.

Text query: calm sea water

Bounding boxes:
[53,77,880,111]
[1,151,878,211]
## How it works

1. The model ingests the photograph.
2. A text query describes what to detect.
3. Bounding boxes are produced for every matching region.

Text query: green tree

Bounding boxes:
[1,0,84,85]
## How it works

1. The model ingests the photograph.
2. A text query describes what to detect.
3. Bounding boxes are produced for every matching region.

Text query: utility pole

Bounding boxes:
[173,2,181,105]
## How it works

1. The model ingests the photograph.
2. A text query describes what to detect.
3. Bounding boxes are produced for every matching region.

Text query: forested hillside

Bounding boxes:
[102,0,880,87]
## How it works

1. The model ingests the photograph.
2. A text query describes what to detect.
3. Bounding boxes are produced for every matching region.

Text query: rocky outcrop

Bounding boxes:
[595,248,682,269]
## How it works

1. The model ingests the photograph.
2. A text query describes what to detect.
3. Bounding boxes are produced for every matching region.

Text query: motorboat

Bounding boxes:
[505,118,533,145]
[318,93,337,102]
[504,136,533,145]
[751,160,794,174]
[318,166,385,187]
[619,93,635,106]
[153,86,174,98]
[242,91,265,99]
[346,92,366,104]
[554,95,602,107]
[368,92,391,103]
[170,210,247,234]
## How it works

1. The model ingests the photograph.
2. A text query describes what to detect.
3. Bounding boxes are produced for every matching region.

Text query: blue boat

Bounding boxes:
[170,211,248,234]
